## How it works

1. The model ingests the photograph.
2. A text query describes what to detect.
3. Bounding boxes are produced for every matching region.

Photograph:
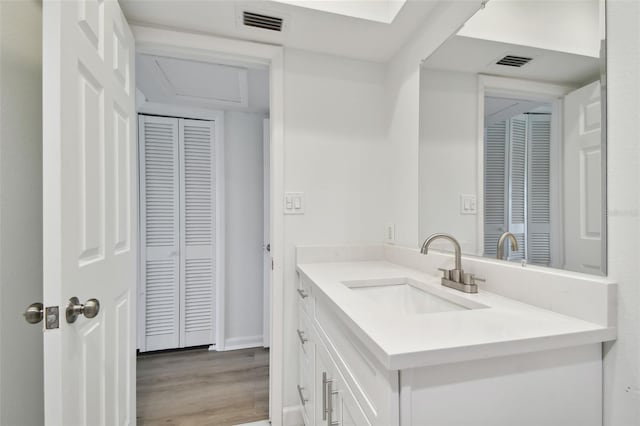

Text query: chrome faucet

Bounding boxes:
[496,232,519,260]
[421,233,462,278]
[420,233,483,293]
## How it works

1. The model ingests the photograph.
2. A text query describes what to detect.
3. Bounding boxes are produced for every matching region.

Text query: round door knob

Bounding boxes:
[66,297,100,323]
[83,299,100,318]
[24,302,43,324]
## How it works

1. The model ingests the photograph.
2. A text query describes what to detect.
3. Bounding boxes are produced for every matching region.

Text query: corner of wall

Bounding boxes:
[383,1,482,249]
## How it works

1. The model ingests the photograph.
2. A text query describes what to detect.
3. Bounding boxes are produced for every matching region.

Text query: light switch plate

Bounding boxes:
[385,223,395,242]
[284,192,304,214]
[460,194,477,215]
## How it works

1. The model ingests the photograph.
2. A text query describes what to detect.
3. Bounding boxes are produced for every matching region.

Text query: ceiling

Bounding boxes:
[423,35,601,87]
[485,96,551,125]
[120,0,443,62]
[137,53,270,113]
[272,0,407,23]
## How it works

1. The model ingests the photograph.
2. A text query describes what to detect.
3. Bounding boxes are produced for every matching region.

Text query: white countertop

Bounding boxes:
[297,260,616,370]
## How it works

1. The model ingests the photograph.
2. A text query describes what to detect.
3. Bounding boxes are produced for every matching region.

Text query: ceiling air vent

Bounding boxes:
[496,55,533,67]
[243,11,283,32]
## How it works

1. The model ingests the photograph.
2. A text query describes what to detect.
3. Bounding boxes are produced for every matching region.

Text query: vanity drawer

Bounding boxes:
[315,294,399,426]
[298,308,316,425]
[298,306,314,358]
[297,272,315,315]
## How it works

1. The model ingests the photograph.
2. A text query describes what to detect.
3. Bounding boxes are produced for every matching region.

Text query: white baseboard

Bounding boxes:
[283,405,303,426]
[223,335,264,351]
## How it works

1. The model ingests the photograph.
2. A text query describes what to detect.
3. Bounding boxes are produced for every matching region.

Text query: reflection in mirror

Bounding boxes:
[418,0,606,275]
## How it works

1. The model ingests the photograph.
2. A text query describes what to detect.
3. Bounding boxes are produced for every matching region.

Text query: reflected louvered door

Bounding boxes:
[527,114,552,266]
[139,115,180,351]
[484,121,508,257]
[179,119,216,347]
[507,115,527,260]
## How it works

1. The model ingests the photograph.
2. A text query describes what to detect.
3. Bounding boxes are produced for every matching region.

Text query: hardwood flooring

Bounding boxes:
[137,347,269,426]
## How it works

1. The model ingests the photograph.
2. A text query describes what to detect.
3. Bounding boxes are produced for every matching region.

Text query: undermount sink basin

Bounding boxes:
[342,278,484,315]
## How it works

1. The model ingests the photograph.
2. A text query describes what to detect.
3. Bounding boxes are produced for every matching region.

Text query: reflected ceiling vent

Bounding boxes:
[496,55,533,67]
[242,11,283,32]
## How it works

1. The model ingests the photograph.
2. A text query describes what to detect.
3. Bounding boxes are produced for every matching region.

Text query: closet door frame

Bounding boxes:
[133,27,285,426]
[137,105,225,351]
[477,75,568,264]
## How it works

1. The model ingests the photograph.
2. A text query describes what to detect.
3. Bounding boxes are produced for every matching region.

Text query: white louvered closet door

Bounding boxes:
[179,119,217,347]
[484,121,508,257]
[527,114,552,266]
[139,115,181,351]
[508,115,527,260]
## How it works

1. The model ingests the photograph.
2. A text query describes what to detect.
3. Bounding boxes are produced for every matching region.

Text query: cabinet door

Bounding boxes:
[337,373,371,426]
[315,341,335,426]
[316,340,370,426]
[139,115,180,351]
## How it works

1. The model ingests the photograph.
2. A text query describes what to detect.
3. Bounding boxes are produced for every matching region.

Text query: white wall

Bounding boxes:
[0,1,44,425]
[283,48,389,409]
[458,0,602,58]
[603,1,640,424]
[224,111,267,347]
[386,1,482,248]
[419,69,478,253]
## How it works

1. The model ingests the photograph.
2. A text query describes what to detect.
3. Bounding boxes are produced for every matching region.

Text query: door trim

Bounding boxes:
[132,26,285,425]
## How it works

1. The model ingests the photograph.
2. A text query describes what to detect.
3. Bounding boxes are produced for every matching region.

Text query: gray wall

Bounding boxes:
[0,1,44,425]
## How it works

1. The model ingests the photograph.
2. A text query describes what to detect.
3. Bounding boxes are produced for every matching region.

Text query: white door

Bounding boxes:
[263,118,271,348]
[563,81,603,274]
[42,0,136,424]
[179,118,218,348]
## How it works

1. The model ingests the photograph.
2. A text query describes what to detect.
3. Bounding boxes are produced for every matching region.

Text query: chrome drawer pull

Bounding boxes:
[297,384,308,406]
[297,288,309,299]
[322,372,331,420]
[297,329,308,345]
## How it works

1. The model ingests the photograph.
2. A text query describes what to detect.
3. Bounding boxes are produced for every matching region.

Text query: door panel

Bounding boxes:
[43,0,136,424]
[179,119,216,347]
[484,121,508,257]
[563,81,603,274]
[139,115,180,351]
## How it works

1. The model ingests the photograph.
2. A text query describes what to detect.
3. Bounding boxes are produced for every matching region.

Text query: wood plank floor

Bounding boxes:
[137,347,269,426]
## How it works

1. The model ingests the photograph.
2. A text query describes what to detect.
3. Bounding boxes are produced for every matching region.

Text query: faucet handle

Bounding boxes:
[437,268,450,279]
[463,273,485,285]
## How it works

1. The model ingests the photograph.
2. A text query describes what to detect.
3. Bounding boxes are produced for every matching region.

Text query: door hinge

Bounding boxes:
[45,306,60,330]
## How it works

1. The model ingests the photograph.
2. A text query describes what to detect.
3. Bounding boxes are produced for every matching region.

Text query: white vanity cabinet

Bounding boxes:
[296,264,605,426]
[296,274,399,426]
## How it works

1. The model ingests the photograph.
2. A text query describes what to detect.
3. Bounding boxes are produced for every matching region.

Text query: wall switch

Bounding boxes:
[460,194,477,215]
[385,223,395,242]
[284,192,304,214]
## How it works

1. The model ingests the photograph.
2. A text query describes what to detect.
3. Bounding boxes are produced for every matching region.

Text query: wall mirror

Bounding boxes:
[418,0,607,275]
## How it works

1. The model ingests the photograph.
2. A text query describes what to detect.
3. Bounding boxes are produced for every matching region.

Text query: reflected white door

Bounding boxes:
[42,0,136,424]
[563,81,603,274]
